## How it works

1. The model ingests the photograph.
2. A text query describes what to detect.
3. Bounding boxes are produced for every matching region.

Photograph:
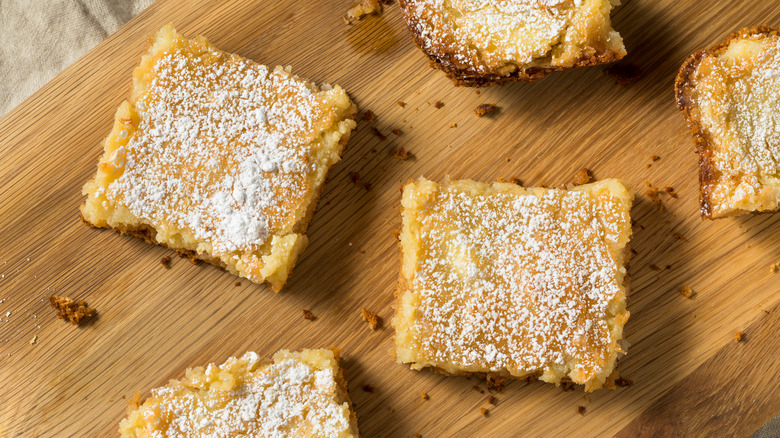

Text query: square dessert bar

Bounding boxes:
[399,0,626,86]
[80,25,357,291]
[676,26,780,218]
[119,348,359,437]
[394,178,633,391]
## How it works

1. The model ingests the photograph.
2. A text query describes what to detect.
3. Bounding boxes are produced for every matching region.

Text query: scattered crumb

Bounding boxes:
[733,331,744,342]
[160,256,171,268]
[127,392,141,411]
[397,101,406,107]
[30,335,38,345]
[673,232,686,241]
[770,262,779,273]
[645,185,664,210]
[504,157,511,162]
[561,381,575,392]
[359,110,375,122]
[473,385,485,394]
[679,286,694,299]
[486,377,507,393]
[302,309,316,321]
[475,90,480,94]
[577,405,587,415]
[362,384,376,393]
[350,172,372,191]
[392,147,414,160]
[49,296,95,325]
[389,407,395,413]
[570,168,593,186]
[647,155,661,168]
[488,395,497,405]
[474,103,497,116]
[450,122,457,128]
[480,407,489,417]
[603,63,643,87]
[371,127,387,141]
[361,308,381,330]
[391,128,403,136]
[346,0,383,22]
[392,229,401,241]
[584,396,590,402]
[615,377,634,387]
[415,434,422,438]
[664,186,678,198]
[649,264,662,271]
[434,100,444,109]
[420,392,429,400]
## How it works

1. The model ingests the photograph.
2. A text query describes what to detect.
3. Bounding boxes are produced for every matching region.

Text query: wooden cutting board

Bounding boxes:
[1,0,778,436]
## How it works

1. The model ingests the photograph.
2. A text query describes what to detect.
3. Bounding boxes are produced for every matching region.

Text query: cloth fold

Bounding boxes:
[0,0,153,115]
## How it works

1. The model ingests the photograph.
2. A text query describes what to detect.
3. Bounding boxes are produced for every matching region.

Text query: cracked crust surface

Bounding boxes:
[675,26,780,218]
[399,0,626,86]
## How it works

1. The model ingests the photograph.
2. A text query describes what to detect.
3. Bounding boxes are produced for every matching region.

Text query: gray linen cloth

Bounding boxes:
[0,1,778,437]
[0,0,153,115]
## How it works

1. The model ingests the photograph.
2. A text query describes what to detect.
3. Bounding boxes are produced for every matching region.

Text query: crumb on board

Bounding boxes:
[49,295,95,325]
[473,385,485,394]
[302,309,316,321]
[362,384,376,393]
[561,381,575,392]
[415,434,422,438]
[603,63,643,87]
[615,377,634,387]
[393,229,401,241]
[488,395,497,405]
[733,331,744,342]
[234,281,241,287]
[474,103,497,116]
[450,122,457,128]
[570,168,593,186]
[434,100,444,109]
[160,256,171,268]
[645,183,664,210]
[350,172,372,191]
[770,262,779,273]
[391,128,403,136]
[389,407,395,413]
[577,405,587,415]
[371,127,387,141]
[346,0,383,22]
[673,232,686,241]
[392,147,414,160]
[680,286,694,299]
[361,308,381,330]
[420,392,429,400]
[30,335,38,345]
[397,101,406,107]
[480,407,489,417]
[486,377,507,393]
[360,110,375,122]
[649,264,662,271]
[665,186,678,198]
[647,155,661,168]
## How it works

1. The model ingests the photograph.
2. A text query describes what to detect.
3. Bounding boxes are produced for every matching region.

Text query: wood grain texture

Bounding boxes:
[0,0,778,437]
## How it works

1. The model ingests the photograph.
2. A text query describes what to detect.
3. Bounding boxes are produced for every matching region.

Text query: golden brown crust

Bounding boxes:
[674,25,780,218]
[78,163,331,287]
[399,0,624,87]
[329,348,361,438]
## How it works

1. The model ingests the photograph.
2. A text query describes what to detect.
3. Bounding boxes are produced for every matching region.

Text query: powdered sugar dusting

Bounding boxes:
[402,0,580,72]
[107,44,334,254]
[406,182,630,381]
[694,33,780,212]
[130,354,352,437]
